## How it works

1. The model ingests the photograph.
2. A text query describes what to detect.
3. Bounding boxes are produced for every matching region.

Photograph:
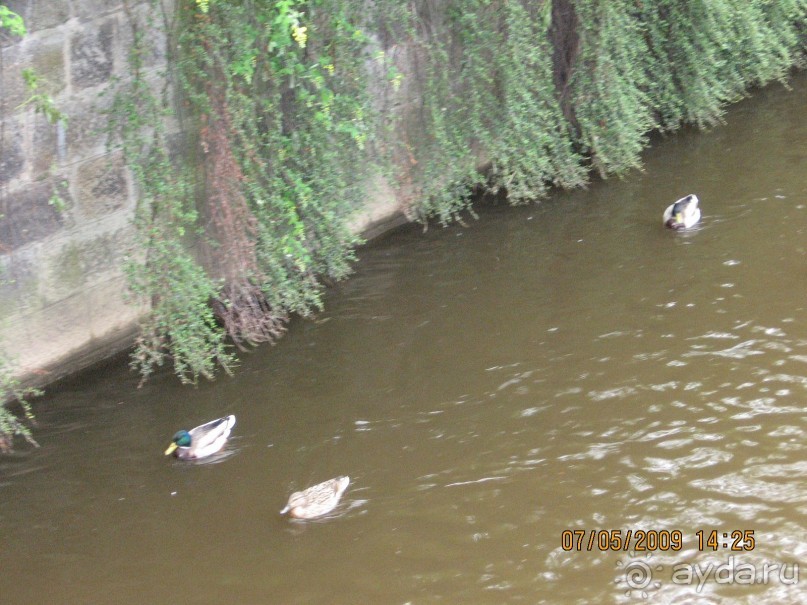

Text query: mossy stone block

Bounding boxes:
[49,241,86,294]
[0,181,66,250]
[0,0,70,34]
[0,248,40,319]
[75,154,127,218]
[74,0,124,22]
[0,126,25,184]
[63,93,113,159]
[70,19,114,89]
[0,37,66,108]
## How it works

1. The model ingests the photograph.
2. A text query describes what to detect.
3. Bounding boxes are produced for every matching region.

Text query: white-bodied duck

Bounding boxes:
[164,415,236,460]
[663,194,701,229]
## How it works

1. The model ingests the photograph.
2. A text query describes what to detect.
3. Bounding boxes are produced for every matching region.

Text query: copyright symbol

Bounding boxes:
[625,561,653,590]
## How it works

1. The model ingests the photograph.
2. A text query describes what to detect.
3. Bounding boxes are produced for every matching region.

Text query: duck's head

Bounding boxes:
[164,430,191,456]
[665,194,699,229]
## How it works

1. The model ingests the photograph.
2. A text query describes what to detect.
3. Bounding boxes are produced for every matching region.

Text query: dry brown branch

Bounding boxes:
[202,87,288,348]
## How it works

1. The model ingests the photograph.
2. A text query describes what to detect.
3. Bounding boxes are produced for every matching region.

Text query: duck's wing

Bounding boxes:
[322,476,350,501]
[189,415,236,452]
[685,207,701,228]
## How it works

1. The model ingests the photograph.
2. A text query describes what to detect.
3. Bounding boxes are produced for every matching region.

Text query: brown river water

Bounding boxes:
[1,73,806,604]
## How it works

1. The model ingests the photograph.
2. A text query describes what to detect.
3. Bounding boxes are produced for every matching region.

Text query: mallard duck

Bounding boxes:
[164,415,236,459]
[663,194,701,229]
[280,476,350,519]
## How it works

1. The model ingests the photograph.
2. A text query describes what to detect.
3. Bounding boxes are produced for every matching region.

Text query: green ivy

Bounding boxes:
[109,0,806,384]
[108,8,235,384]
[177,0,372,333]
[395,0,805,196]
[638,0,807,129]
[109,0,375,381]
[395,0,586,223]
[0,355,41,453]
[0,4,26,37]
[570,0,654,177]
[490,0,586,200]
[17,68,68,125]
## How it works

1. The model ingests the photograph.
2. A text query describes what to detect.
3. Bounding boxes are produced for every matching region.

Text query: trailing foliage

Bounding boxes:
[637,0,807,130]
[110,0,374,381]
[0,4,25,36]
[108,4,235,384]
[490,1,586,200]
[568,0,807,174]
[0,355,40,453]
[111,0,806,383]
[570,0,654,177]
[390,0,586,224]
[17,68,68,125]
[179,0,374,350]
[395,0,806,198]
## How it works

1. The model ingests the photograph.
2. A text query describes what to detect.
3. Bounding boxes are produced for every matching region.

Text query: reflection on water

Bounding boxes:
[1,74,806,604]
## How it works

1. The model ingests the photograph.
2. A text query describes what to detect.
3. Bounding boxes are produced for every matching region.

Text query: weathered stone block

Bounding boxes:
[86,274,142,339]
[75,153,128,218]
[78,236,114,280]
[73,0,125,22]
[70,19,115,89]
[0,125,25,185]
[63,92,113,159]
[31,114,70,174]
[29,38,67,92]
[117,2,168,69]
[46,240,86,299]
[0,37,66,108]
[9,291,93,374]
[38,226,131,306]
[0,247,40,320]
[0,45,24,104]
[0,180,66,250]
[0,0,70,35]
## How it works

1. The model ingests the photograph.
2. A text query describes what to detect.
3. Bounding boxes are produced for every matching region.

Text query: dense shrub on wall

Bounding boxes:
[636,0,807,130]
[110,0,806,385]
[397,0,587,224]
[404,0,806,187]
[110,0,374,383]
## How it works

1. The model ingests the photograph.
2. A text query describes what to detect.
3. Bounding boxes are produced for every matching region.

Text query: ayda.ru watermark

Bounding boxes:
[617,554,799,596]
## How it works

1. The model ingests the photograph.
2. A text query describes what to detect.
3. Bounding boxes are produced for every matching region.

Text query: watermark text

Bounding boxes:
[619,555,799,596]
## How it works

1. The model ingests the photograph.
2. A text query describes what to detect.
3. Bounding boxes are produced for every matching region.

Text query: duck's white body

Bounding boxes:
[165,415,236,459]
[280,476,350,519]
[663,194,700,229]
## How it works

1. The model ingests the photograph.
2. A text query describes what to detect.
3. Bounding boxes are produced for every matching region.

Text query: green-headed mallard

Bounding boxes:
[164,415,236,460]
[663,194,701,229]
[280,476,350,519]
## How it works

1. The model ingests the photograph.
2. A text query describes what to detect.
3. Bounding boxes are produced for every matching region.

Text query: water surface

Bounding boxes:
[1,73,806,604]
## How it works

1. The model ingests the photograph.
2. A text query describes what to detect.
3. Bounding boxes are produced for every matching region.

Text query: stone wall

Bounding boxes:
[0,0,409,389]
[0,1,167,387]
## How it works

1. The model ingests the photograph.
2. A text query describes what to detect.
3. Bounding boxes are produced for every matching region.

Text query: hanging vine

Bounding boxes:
[106,0,806,384]
[108,0,375,382]
[0,5,45,450]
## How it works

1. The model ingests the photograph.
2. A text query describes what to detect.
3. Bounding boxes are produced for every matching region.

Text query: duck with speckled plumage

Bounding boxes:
[280,476,350,519]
